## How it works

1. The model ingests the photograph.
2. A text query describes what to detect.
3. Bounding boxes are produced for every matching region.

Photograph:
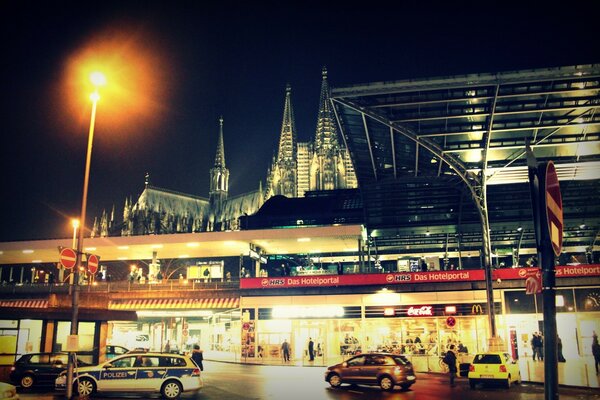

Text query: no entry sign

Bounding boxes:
[545,162,563,256]
[59,248,77,269]
[88,254,99,274]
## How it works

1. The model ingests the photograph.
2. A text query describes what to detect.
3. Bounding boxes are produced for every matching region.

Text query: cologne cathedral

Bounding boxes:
[91,68,357,237]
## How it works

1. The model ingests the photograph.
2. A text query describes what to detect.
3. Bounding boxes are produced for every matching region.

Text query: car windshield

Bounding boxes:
[473,354,502,364]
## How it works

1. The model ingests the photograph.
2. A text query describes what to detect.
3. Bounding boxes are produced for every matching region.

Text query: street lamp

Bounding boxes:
[66,71,106,400]
[71,219,79,248]
[63,219,79,283]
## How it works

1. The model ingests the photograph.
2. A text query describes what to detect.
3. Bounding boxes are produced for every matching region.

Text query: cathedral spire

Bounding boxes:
[210,116,229,208]
[314,66,339,152]
[277,84,297,163]
[214,116,226,168]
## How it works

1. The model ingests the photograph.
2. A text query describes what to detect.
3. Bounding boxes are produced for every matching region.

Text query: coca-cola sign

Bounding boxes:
[407,305,433,316]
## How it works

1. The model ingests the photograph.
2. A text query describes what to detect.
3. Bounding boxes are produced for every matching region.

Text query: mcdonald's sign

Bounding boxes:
[471,304,484,315]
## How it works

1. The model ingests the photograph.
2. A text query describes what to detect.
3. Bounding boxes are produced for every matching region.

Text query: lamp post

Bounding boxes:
[63,219,79,284]
[66,71,106,400]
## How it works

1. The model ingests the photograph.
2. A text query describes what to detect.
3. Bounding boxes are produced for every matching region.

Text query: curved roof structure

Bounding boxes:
[331,64,600,262]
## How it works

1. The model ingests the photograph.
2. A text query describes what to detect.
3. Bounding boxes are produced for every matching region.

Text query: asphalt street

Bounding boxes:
[15,360,600,400]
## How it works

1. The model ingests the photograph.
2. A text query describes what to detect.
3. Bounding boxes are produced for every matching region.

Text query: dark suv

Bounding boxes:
[325,353,417,391]
[9,352,87,389]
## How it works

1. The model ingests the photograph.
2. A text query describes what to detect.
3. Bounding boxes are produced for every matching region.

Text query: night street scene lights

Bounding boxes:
[66,71,106,400]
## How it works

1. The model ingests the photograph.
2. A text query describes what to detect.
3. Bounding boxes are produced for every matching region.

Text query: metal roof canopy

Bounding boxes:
[330,64,600,258]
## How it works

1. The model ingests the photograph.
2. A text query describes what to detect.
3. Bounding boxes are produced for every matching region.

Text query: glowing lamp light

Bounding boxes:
[445,306,457,314]
[272,306,344,319]
[384,307,395,316]
[90,72,107,87]
[90,92,100,102]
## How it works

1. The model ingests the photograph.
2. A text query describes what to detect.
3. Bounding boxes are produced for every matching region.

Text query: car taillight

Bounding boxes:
[500,365,507,373]
[469,365,475,372]
[191,368,201,376]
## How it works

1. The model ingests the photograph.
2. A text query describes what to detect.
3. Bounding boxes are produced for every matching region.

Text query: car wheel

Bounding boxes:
[20,374,34,389]
[161,379,183,399]
[327,373,342,388]
[505,375,511,389]
[379,375,394,391]
[77,377,96,397]
[469,379,476,389]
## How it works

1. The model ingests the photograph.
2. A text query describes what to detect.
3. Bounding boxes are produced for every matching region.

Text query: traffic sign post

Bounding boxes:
[59,248,77,269]
[87,254,99,275]
[527,149,561,400]
[540,161,561,400]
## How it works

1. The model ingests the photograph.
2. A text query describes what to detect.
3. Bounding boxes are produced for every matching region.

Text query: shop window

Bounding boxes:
[575,288,600,312]
[504,291,536,314]
[18,320,43,354]
[535,289,576,313]
[55,321,96,352]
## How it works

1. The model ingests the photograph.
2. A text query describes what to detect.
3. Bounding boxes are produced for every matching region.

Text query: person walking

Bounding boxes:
[531,332,541,361]
[537,332,544,361]
[281,339,291,362]
[308,337,315,361]
[191,344,204,371]
[557,336,566,363]
[592,335,600,374]
[443,344,458,387]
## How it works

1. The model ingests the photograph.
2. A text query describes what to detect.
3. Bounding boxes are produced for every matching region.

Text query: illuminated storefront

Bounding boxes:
[240,291,495,371]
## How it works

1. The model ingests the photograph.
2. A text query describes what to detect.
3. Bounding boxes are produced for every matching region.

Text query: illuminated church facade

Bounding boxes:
[91,68,357,237]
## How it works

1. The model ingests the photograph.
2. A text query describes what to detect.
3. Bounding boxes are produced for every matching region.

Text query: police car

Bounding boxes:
[55,352,202,399]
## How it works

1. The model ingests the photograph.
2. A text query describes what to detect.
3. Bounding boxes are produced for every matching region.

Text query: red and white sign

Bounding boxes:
[407,306,433,316]
[59,248,77,269]
[524,268,542,295]
[240,265,600,290]
[545,161,563,256]
[446,316,456,327]
[87,254,99,275]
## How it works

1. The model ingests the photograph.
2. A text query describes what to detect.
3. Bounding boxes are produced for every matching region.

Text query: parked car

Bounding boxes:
[55,352,202,399]
[106,345,129,359]
[0,382,19,400]
[468,351,521,388]
[9,352,88,389]
[325,353,416,391]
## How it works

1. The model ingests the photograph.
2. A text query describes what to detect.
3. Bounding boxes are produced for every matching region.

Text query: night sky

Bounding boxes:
[1,1,597,242]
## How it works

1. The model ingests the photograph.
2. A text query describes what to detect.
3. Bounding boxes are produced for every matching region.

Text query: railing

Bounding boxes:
[0,280,240,294]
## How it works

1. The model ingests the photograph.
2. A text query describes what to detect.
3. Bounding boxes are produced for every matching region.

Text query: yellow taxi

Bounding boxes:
[468,351,521,389]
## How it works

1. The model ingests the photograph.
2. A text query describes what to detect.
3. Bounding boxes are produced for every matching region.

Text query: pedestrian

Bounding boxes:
[308,337,315,361]
[281,339,291,362]
[592,335,600,374]
[443,344,458,386]
[191,344,204,371]
[48,271,55,285]
[531,332,540,361]
[537,332,544,361]
[557,336,566,362]
[164,340,171,353]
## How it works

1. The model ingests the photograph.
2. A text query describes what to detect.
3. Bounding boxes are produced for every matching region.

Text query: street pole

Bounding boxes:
[526,143,559,399]
[539,163,559,400]
[66,86,99,400]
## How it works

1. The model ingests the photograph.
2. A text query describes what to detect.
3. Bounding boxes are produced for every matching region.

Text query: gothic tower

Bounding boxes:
[267,84,297,198]
[209,117,229,209]
[310,66,347,191]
